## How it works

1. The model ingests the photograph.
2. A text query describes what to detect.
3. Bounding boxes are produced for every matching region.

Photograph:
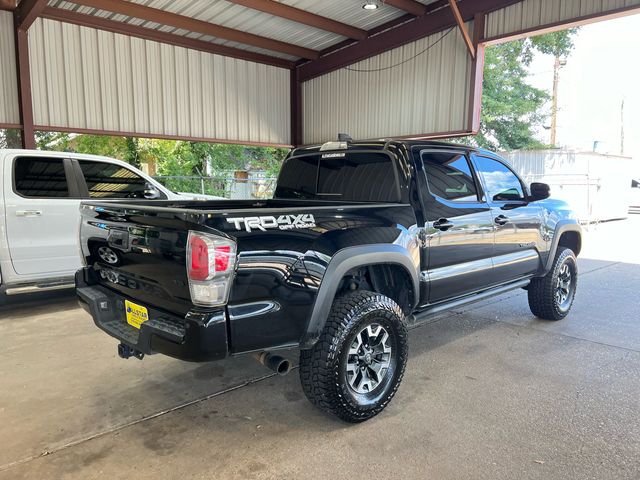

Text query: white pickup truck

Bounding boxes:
[0,149,217,299]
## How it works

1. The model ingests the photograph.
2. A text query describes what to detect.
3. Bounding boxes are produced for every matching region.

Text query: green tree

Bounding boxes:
[477,29,577,151]
[0,129,22,149]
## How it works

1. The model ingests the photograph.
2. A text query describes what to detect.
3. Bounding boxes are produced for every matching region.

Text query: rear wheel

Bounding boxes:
[299,290,408,423]
[528,247,578,320]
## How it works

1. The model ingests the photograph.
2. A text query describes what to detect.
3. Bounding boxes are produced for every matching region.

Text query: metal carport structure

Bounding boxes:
[1,0,639,150]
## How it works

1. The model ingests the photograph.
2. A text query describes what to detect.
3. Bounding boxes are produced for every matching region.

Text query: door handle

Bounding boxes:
[494,215,509,225]
[16,210,42,217]
[433,218,454,231]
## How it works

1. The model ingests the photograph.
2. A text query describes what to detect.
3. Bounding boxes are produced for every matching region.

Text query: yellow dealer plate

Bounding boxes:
[125,300,149,329]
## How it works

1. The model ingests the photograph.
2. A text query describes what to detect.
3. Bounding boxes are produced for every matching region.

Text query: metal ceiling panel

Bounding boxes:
[302,23,473,144]
[48,0,442,59]
[0,11,20,126]
[486,0,640,39]
[28,17,291,144]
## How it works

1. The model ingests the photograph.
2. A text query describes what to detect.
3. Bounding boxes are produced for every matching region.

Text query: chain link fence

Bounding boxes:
[154,174,277,199]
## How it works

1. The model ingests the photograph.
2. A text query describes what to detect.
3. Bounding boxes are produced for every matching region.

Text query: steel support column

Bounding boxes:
[290,68,303,147]
[13,22,35,149]
[467,13,485,133]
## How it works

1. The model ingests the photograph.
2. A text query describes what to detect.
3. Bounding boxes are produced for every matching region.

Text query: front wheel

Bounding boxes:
[299,290,408,423]
[528,247,578,320]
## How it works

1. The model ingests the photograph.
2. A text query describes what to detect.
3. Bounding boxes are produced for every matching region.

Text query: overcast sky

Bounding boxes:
[526,12,640,165]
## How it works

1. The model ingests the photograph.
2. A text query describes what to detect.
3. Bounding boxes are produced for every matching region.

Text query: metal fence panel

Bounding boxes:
[0,12,19,127]
[302,22,474,144]
[28,17,291,145]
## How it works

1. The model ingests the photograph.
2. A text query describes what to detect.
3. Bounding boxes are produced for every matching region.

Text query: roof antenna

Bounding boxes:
[337,133,353,142]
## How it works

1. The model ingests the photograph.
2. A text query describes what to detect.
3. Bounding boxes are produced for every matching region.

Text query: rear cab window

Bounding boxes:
[13,157,70,198]
[275,151,401,202]
[78,160,150,199]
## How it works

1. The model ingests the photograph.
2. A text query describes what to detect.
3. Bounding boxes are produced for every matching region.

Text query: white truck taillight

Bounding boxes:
[186,231,237,307]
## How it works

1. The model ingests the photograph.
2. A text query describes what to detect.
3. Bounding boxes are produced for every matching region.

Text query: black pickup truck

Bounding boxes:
[77,139,581,422]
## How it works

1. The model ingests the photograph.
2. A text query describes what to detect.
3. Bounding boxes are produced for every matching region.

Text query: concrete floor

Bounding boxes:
[1,217,639,479]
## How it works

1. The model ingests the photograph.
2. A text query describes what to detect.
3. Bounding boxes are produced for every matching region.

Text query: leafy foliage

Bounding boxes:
[0,129,22,149]
[476,29,577,151]
[31,131,289,179]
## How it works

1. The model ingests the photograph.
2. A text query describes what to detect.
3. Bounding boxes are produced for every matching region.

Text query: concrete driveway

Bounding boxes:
[1,217,639,479]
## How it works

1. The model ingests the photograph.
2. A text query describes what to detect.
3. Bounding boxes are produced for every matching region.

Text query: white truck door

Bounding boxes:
[4,155,83,276]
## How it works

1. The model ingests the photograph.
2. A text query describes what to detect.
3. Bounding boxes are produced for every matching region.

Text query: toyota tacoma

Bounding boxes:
[76,139,581,422]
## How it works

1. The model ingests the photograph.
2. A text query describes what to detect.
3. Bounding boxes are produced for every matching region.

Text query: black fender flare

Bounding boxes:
[300,244,420,349]
[542,220,582,274]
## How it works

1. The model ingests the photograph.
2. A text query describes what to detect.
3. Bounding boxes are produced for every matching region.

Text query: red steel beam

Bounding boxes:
[227,0,367,40]
[34,125,293,148]
[41,7,294,69]
[384,0,428,16]
[290,69,302,146]
[71,0,319,59]
[298,0,522,81]
[316,1,449,60]
[14,0,47,30]
[13,21,35,149]
[467,13,485,133]
[448,0,475,58]
[0,0,17,11]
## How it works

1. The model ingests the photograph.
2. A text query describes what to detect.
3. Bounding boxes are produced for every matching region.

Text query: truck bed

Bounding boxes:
[78,198,417,354]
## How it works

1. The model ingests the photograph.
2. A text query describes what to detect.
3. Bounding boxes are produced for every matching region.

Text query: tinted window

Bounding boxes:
[422,152,478,202]
[14,157,69,198]
[474,156,525,201]
[78,161,147,199]
[275,152,399,202]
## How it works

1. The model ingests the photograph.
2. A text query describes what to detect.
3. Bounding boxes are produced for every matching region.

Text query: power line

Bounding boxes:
[344,27,456,73]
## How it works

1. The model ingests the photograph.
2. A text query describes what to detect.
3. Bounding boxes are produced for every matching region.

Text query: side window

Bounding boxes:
[474,156,525,202]
[14,157,70,198]
[78,161,148,199]
[421,151,478,202]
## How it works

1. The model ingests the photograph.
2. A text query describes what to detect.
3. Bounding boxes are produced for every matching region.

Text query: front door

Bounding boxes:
[418,150,495,304]
[471,154,545,284]
[3,155,83,277]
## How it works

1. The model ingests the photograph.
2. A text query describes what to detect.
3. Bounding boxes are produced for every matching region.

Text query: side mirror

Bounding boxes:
[144,183,162,200]
[529,182,550,201]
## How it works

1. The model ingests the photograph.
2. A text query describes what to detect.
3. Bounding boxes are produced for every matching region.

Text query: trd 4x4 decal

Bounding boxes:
[227,214,316,232]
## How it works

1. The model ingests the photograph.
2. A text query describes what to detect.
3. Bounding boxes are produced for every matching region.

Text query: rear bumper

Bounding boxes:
[76,270,228,362]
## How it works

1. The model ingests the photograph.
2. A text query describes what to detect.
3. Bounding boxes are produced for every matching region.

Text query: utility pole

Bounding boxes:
[620,98,625,155]
[550,56,566,147]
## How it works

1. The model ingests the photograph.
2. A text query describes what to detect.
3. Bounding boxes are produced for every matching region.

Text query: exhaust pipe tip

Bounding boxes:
[253,352,291,376]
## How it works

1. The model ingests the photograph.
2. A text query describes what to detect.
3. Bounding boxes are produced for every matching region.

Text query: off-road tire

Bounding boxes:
[299,290,408,423]
[528,247,578,320]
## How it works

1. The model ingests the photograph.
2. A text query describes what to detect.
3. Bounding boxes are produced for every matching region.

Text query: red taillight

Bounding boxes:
[187,231,236,285]
[215,245,231,272]
[188,235,210,281]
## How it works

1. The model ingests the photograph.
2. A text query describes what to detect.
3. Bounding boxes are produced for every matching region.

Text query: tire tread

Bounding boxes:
[299,290,408,422]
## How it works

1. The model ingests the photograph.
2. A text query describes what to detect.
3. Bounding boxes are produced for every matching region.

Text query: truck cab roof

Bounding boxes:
[291,139,492,158]
[0,149,138,170]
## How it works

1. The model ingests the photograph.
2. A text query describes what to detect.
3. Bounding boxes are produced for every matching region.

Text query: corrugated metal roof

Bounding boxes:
[29,17,291,144]
[486,0,640,38]
[0,11,20,126]
[302,22,473,144]
[47,0,443,60]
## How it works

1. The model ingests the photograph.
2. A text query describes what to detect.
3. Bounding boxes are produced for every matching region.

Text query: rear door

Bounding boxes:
[3,155,83,276]
[471,154,544,283]
[418,149,495,304]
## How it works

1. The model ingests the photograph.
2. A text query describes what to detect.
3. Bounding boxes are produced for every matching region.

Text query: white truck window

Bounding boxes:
[14,157,70,198]
[78,160,147,199]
